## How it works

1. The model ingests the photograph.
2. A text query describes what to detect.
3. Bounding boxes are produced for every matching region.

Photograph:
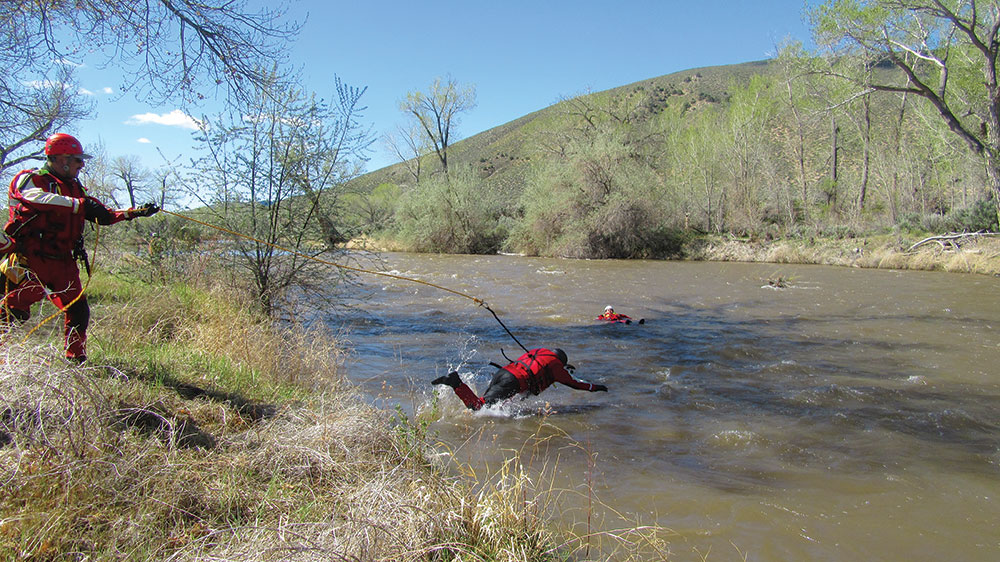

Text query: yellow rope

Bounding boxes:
[20,224,99,344]
[160,209,487,307]
[11,209,493,349]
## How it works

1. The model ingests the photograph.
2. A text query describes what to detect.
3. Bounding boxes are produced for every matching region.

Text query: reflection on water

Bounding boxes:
[328,253,1000,561]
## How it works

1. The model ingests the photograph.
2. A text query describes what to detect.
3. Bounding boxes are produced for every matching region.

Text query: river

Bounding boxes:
[329,252,1000,561]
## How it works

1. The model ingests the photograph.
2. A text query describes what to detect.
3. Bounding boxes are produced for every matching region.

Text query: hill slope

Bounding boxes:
[353,59,778,192]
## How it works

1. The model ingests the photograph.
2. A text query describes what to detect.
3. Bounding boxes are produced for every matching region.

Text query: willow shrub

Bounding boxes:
[392,164,509,254]
[509,135,682,259]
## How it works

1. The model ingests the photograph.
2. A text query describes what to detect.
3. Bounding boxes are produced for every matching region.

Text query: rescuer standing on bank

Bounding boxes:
[1,133,160,362]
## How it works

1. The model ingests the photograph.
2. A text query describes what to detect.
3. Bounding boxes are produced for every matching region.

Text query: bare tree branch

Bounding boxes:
[0,0,301,106]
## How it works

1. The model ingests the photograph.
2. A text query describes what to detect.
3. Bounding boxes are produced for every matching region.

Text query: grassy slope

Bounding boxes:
[0,265,559,560]
[1,253,678,561]
[349,58,1000,273]
[353,60,776,194]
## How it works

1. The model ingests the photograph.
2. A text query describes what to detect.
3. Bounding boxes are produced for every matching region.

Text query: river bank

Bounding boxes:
[351,232,1000,275]
[6,233,993,560]
[3,265,641,561]
[687,233,1000,275]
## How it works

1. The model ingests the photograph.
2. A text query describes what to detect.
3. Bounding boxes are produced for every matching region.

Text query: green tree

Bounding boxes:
[777,42,825,222]
[400,77,476,175]
[393,164,507,254]
[512,92,675,258]
[721,75,782,233]
[811,0,1000,227]
[671,106,729,233]
[344,182,401,235]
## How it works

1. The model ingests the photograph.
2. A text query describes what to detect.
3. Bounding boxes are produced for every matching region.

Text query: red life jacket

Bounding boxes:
[597,312,631,322]
[7,166,128,259]
[7,167,87,258]
[502,348,565,395]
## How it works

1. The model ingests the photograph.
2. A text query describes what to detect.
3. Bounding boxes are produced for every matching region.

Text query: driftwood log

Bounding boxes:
[906,231,997,252]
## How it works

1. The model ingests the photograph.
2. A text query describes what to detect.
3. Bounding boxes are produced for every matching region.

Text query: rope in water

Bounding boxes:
[161,210,530,353]
[10,209,530,354]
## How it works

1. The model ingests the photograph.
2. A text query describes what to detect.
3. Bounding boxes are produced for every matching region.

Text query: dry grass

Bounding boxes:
[345,235,413,253]
[1,273,687,561]
[0,341,460,560]
[427,419,704,562]
[687,234,1000,275]
[0,342,675,561]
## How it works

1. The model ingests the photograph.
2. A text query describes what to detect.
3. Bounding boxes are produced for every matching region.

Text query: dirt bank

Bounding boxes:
[686,234,1000,276]
[348,233,1000,275]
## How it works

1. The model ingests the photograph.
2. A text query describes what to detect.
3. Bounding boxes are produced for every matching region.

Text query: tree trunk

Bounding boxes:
[890,89,909,225]
[858,94,871,213]
[830,116,839,208]
[983,153,1000,229]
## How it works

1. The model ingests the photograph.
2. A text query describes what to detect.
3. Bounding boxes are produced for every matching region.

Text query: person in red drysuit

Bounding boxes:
[432,348,607,411]
[597,305,644,324]
[1,133,160,362]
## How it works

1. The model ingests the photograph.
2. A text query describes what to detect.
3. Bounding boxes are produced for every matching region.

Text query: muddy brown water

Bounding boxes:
[330,252,1000,561]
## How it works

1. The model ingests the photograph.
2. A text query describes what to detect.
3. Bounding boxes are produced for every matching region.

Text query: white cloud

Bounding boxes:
[125,109,202,130]
[78,86,112,96]
[137,138,152,144]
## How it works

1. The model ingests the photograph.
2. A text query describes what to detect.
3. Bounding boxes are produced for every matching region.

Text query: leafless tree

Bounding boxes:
[112,155,151,209]
[188,72,373,318]
[151,166,182,211]
[384,123,426,184]
[1,0,300,106]
[0,1,300,181]
[0,65,92,176]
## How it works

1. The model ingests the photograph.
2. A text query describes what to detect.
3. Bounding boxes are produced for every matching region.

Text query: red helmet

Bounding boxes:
[44,133,91,158]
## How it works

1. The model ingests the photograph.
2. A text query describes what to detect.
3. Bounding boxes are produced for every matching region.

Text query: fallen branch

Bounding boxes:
[906,231,997,252]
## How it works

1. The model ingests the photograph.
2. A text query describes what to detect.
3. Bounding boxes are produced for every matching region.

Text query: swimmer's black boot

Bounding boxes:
[432,371,461,389]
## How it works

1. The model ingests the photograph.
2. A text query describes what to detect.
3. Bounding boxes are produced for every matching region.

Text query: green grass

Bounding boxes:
[1,250,691,560]
[1,271,520,560]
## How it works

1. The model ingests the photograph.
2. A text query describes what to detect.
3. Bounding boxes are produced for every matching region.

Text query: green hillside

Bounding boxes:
[354,59,776,193]
[346,55,996,258]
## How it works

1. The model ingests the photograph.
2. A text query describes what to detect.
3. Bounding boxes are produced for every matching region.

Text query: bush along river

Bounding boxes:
[330,252,1000,561]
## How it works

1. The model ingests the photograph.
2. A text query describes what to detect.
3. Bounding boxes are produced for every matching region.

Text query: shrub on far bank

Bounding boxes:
[392,164,509,254]
[509,144,680,259]
[897,198,998,235]
[946,198,999,232]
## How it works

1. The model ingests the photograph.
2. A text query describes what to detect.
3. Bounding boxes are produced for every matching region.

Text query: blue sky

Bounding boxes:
[71,0,815,176]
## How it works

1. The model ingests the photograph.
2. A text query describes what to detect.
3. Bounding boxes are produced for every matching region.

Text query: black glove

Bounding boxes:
[84,198,113,223]
[134,202,160,218]
[592,384,608,392]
